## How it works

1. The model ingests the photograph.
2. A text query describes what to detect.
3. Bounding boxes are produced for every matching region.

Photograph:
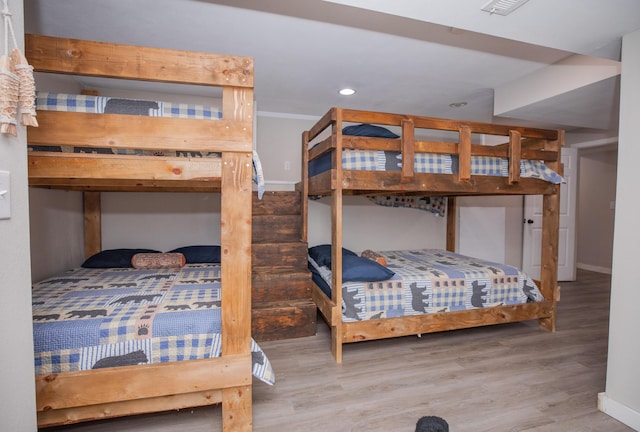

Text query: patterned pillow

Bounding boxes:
[132,253,185,269]
[360,249,387,266]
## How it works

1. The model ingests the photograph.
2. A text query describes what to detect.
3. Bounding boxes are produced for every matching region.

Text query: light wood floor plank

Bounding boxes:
[42,270,633,431]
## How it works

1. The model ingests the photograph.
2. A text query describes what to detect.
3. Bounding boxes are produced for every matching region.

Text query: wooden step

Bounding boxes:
[251,299,317,342]
[252,242,308,269]
[252,269,312,304]
[253,214,302,243]
[253,191,301,215]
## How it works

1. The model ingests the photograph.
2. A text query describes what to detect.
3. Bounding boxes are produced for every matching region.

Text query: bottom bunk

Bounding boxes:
[31,250,274,427]
[308,246,557,363]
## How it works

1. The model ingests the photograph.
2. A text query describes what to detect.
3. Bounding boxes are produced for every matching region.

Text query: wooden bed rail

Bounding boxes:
[305,107,561,169]
[25,34,253,88]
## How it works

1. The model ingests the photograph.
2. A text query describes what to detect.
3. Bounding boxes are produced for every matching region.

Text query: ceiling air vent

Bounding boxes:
[481,0,531,15]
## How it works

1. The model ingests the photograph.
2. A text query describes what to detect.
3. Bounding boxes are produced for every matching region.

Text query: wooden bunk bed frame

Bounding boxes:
[301,107,563,363]
[26,34,256,430]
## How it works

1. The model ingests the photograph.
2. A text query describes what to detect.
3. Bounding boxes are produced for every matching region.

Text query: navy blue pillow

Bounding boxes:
[308,244,357,268]
[81,248,160,268]
[341,254,395,282]
[169,245,221,264]
[342,123,399,139]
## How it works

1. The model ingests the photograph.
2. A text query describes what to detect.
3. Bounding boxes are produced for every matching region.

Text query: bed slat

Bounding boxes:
[26,34,253,88]
[28,112,252,152]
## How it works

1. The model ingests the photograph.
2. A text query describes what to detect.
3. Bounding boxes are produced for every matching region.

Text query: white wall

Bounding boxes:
[598,29,640,429]
[0,0,38,429]
[576,147,617,274]
[29,188,84,281]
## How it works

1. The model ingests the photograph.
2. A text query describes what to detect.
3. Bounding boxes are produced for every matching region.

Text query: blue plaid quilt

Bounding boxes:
[32,264,275,385]
[32,92,265,198]
[340,150,563,184]
[309,249,543,322]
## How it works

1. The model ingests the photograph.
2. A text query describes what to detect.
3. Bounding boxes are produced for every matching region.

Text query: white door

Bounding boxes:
[522,147,577,281]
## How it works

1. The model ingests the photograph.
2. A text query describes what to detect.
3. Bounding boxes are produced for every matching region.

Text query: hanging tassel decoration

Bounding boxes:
[1,0,38,135]
[0,50,18,136]
[12,48,38,127]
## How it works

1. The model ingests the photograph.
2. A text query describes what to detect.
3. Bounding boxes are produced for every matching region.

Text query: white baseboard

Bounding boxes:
[598,392,640,430]
[577,262,612,274]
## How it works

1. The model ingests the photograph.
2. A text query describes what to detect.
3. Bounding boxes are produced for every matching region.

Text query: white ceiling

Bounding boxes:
[23,0,640,137]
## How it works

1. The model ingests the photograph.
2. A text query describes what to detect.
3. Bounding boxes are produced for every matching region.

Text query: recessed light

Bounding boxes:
[449,102,468,108]
[339,88,356,96]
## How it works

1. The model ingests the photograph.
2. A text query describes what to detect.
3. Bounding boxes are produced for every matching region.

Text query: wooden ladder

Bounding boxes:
[251,191,317,341]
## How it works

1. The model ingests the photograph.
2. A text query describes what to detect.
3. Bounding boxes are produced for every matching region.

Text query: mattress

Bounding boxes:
[308,149,563,184]
[30,92,265,198]
[308,249,544,322]
[32,264,275,385]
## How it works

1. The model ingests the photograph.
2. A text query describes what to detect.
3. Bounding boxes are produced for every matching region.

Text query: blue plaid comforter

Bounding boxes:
[309,249,544,322]
[340,150,563,184]
[32,264,275,385]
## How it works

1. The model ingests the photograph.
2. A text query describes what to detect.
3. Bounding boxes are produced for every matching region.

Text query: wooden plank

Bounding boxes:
[341,301,554,343]
[41,392,221,427]
[300,132,310,243]
[508,130,522,184]
[339,171,558,196]
[28,153,222,182]
[222,386,252,432]
[28,111,252,152]
[252,270,312,303]
[339,108,559,140]
[223,87,254,127]
[251,299,317,341]
[37,390,223,427]
[252,242,308,269]
[308,136,333,162]
[446,197,456,252]
[307,108,336,142]
[220,151,253,356]
[83,192,101,259]
[401,119,415,181]
[332,109,345,363]
[25,34,253,88]
[252,215,302,243]
[252,191,301,215]
[29,179,223,192]
[458,125,471,182]
[35,355,251,411]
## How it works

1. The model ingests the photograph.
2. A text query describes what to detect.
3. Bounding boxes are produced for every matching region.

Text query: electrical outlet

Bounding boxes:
[0,170,9,220]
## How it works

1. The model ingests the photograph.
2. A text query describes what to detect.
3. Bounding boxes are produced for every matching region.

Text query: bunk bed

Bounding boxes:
[301,107,563,363]
[25,34,271,431]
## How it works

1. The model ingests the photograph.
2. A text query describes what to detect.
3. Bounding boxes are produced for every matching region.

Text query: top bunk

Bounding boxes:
[24,34,257,192]
[302,107,564,198]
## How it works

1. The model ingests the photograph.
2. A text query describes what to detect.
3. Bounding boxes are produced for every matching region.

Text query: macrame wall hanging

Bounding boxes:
[0,0,37,136]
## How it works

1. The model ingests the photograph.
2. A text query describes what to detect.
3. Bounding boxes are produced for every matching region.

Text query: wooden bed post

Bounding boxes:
[300,131,309,243]
[83,191,101,259]
[221,87,254,431]
[446,197,457,252]
[331,109,344,363]
[538,130,564,332]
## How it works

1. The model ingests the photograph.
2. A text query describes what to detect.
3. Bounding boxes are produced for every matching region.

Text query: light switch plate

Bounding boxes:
[0,170,10,220]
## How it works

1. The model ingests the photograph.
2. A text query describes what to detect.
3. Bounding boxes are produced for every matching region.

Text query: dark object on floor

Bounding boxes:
[415,416,449,432]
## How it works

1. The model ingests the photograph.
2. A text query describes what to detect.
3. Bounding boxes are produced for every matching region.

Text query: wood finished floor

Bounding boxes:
[44,270,633,432]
